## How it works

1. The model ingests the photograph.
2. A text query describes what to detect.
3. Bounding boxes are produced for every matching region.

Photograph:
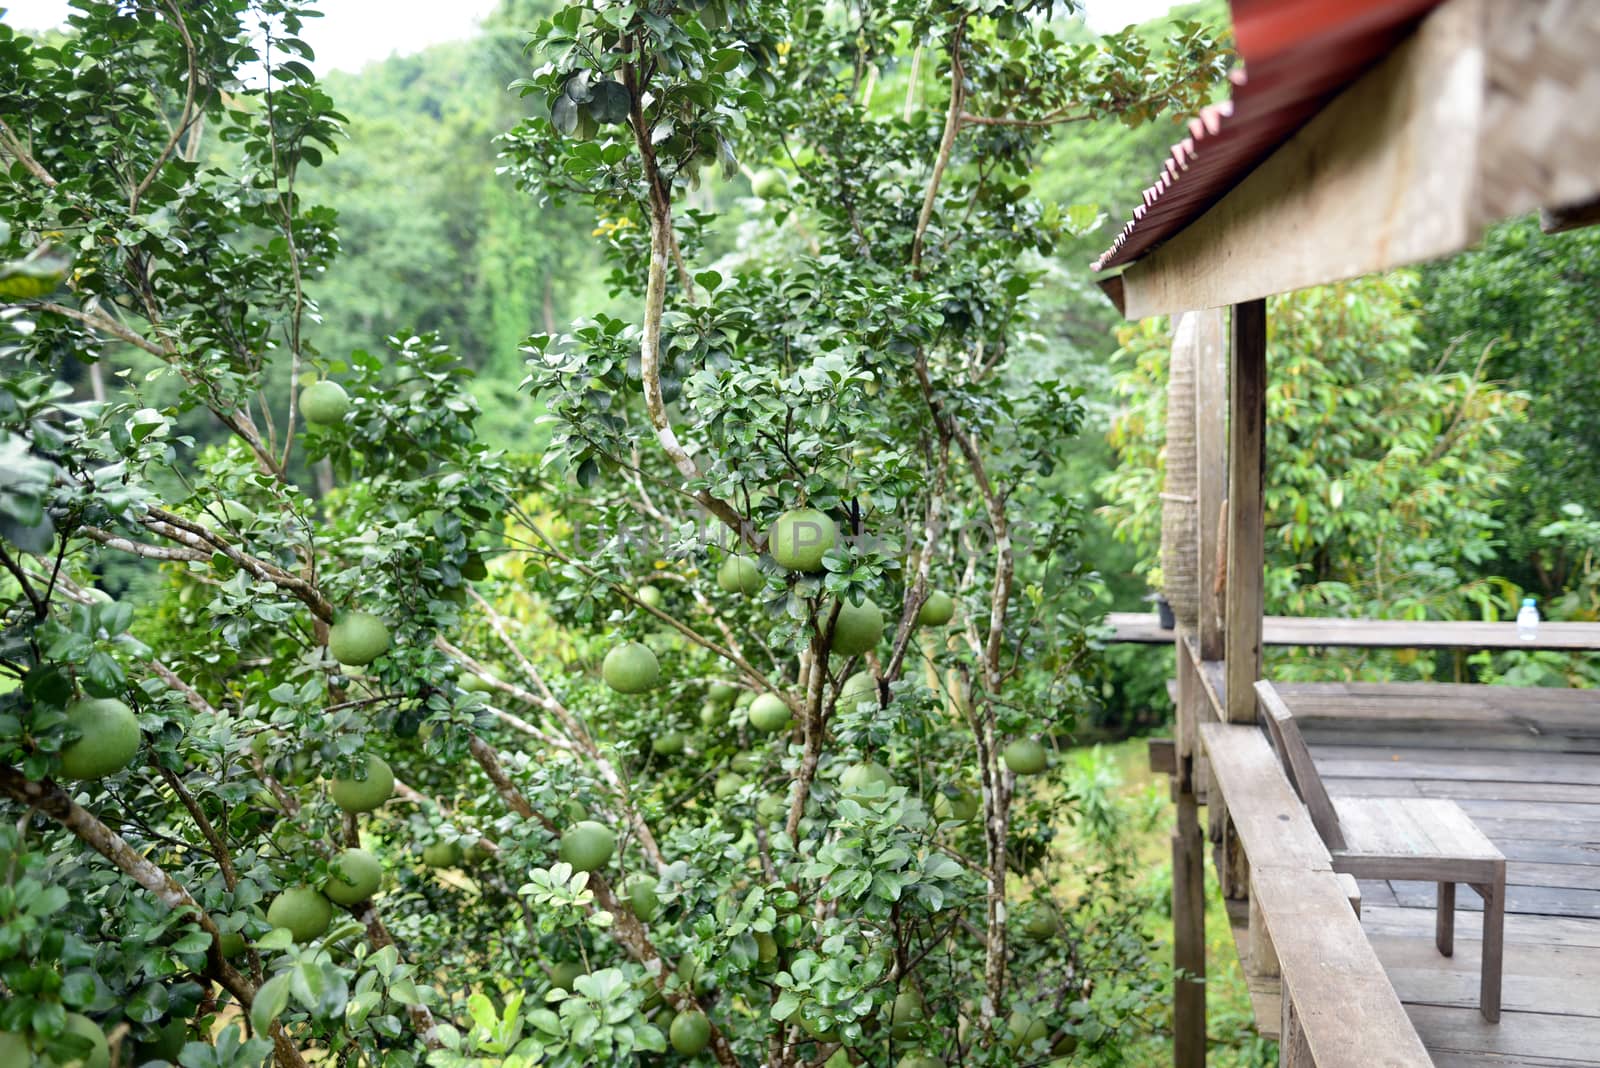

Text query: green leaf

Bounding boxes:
[251,974,291,1035]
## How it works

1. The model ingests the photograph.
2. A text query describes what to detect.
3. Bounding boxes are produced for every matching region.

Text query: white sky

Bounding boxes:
[2,0,1181,74]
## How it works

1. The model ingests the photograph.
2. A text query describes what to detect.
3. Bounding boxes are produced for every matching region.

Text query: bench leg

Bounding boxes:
[1435,882,1455,957]
[1476,878,1505,1024]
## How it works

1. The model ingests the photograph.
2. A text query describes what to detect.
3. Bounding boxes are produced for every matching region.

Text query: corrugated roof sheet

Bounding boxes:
[1091,0,1447,273]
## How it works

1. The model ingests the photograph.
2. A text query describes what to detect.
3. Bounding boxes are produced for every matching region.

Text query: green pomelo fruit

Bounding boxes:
[890,990,924,1040]
[1025,909,1062,941]
[300,380,351,425]
[831,598,884,657]
[324,848,383,905]
[747,693,791,732]
[729,750,758,773]
[716,555,764,595]
[767,508,837,572]
[0,1032,31,1066]
[328,612,391,666]
[713,773,745,800]
[1007,1010,1050,1050]
[62,1013,109,1068]
[838,671,876,711]
[669,1009,711,1055]
[547,960,584,992]
[1003,738,1048,775]
[421,841,463,868]
[601,641,659,694]
[267,887,333,943]
[839,761,894,800]
[708,681,737,705]
[559,820,615,872]
[329,754,394,813]
[624,873,659,920]
[653,731,685,756]
[199,499,256,530]
[59,698,141,780]
[897,1056,946,1068]
[933,787,979,823]
[636,584,663,608]
[917,591,955,626]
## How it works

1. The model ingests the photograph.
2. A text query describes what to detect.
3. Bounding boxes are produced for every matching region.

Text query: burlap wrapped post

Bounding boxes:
[1160,313,1200,630]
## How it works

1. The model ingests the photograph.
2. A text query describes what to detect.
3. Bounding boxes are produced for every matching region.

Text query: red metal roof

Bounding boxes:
[1091,0,1446,273]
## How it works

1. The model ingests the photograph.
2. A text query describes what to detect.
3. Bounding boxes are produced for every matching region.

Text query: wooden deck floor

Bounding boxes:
[1293,686,1600,1067]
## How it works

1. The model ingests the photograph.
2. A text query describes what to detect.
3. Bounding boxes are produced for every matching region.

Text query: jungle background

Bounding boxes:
[4,0,1598,1065]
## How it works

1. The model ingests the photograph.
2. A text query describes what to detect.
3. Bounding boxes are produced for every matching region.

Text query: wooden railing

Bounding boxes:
[1199,721,1434,1067]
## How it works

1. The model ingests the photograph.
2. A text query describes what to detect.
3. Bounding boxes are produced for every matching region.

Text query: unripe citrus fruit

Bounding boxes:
[669,1009,711,1055]
[898,1056,945,1068]
[198,499,256,530]
[267,887,333,942]
[300,380,350,425]
[768,508,837,572]
[839,761,894,799]
[548,960,584,991]
[838,671,876,711]
[0,1033,31,1065]
[559,820,615,872]
[747,693,791,732]
[58,698,141,781]
[831,598,884,657]
[624,873,659,920]
[636,584,663,609]
[933,787,979,823]
[1025,909,1062,941]
[1003,738,1048,775]
[62,1013,109,1068]
[1007,1010,1050,1050]
[601,641,659,694]
[717,555,764,594]
[421,841,463,868]
[328,611,390,666]
[329,754,393,813]
[217,929,246,958]
[714,772,745,800]
[708,681,737,706]
[890,989,924,1039]
[324,848,383,905]
[917,591,954,626]
[653,731,686,756]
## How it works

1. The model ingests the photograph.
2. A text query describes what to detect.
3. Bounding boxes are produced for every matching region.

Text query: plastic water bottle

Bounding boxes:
[1517,597,1540,641]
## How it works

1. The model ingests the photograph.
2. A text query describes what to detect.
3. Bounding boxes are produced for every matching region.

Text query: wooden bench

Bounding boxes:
[1255,680,1507,1023]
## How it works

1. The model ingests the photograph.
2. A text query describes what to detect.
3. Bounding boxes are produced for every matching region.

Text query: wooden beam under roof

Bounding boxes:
[1116,0,1600,319]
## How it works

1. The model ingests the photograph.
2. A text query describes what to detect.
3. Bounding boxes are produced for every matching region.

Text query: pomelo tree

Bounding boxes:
[0,1,1224,1065]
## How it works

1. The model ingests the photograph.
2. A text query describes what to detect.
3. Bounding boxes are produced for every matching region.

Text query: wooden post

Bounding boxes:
[1224,299,1267,722]
[1172,779,1206,1068]
[1193,309,1227,662]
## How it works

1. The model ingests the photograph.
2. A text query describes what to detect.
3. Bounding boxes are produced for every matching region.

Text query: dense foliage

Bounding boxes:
[1099,271,1598,687]
[0,2,1232,1067]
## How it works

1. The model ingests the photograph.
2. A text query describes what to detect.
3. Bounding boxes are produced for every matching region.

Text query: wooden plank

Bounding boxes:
[1360,904,1600,949]
[1224,896,1284,1038]
[1118,0,1487,318]
[1173,786,1206,1068]
[1148,737,1177,775]
[1407,1004,1600,1063]
[1389,880,1600,920]
[1252,866,1434,1068]
[1312,749,1600,788]
[1224,299,1265,723]
[1256,681,1346,849]
[1372,933,1600,1018]
[1104,612,1600,650]
[1199,723,1332,873]
[1334,776,1600,807]
[1191,308,1227,661]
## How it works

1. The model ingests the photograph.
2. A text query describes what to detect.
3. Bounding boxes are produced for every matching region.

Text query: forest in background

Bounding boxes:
[300,0,1600,725]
